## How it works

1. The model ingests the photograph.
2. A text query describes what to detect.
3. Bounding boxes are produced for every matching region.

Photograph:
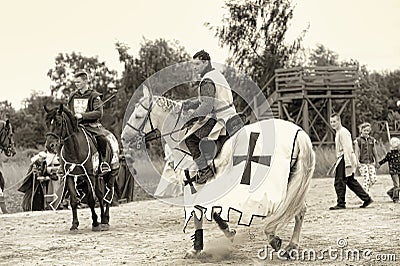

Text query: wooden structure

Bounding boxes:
[271,66,359,146]
[373,119,400,141]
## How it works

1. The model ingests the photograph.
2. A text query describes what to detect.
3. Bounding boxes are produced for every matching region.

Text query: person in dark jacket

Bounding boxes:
[377,137,400,203]
[67,70,111,175]
[354,122,379,192]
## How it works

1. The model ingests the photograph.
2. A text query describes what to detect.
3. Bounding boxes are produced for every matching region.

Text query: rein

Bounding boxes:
[126,100,156,149]
[126,97,191,144]
[45,113,75,145]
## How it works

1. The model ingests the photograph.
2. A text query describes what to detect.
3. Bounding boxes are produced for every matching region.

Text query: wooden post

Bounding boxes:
[302,97,309,133]
[351,98,356,138]
[278,100,283,119]
[327,95,332,142]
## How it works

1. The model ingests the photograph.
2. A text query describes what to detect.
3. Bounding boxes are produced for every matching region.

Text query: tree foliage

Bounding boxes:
[114,39,191,145]
[47,52,118,99]
[209,0,306,91]
[309,44,339,67]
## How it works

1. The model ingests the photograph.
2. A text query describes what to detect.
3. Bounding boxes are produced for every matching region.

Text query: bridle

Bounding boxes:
[45,111,75,148]
[126,98,156,149]
[125,97,191,150]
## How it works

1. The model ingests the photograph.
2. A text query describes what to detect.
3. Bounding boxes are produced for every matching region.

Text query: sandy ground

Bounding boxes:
[0,175,399,266]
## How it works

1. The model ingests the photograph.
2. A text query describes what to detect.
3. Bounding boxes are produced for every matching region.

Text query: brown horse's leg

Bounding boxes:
[93,175,107,230]
[103,168,118,228]
[66,177,79,230]
[87,182,100,231]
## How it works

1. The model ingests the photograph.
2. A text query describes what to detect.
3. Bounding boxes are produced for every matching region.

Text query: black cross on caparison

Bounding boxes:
[184,169,197,194]
[233,132,271,185]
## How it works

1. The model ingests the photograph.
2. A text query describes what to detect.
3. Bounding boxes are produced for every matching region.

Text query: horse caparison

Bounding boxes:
[121,87,315,258]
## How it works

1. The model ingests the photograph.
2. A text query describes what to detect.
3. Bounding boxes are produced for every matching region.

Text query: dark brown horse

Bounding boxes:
[0,119,16,157]
[44,105,119,231]
[0,119,16,213]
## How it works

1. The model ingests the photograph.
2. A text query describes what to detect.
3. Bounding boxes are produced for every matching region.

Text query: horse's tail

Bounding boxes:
[264,130,315,233]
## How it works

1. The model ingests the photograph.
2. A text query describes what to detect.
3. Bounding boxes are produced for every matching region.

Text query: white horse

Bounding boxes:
[121,87,315,258]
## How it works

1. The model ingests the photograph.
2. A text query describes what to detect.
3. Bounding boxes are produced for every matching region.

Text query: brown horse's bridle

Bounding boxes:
[45,112,75,146]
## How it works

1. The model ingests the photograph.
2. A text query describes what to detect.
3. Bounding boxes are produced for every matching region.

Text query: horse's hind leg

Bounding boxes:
[66,177,80,231]
[212,212,236,242]
[101,169,117,231]
[265,225,282,252]
[283,203,307,256]
[87,181,100,231]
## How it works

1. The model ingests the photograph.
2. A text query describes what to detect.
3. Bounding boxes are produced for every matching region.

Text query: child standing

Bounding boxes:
[377,137,400,203]
[354,122,379,193]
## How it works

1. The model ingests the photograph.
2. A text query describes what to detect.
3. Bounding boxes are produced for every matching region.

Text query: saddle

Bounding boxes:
[198,114,244,162]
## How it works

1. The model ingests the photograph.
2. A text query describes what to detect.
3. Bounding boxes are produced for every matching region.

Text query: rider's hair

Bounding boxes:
[193,50,211,61]
[74,70,89,80]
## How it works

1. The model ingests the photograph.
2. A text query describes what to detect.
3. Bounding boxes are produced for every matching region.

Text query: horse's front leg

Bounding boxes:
[283,204,307,257]
[185,213,205,258]
[66,177,80,231]
[212,212,236,242]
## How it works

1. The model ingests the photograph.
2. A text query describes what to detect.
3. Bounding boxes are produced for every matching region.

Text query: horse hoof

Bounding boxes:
[282,243,299,259]
[70,225,79,231]
[92,225,101,232]
[225,229,236,242]
[184,248,206,259]
[269,236,282,251]
[101,224,110,231]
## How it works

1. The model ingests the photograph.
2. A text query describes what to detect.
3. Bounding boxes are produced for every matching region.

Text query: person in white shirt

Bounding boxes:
[329,113,373,210]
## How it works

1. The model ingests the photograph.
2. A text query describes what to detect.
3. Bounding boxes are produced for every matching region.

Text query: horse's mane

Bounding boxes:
[62,106,78,132]
[45,105,78,132]
[154,96,180,112]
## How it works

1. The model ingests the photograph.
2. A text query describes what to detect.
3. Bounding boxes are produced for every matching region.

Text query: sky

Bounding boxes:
[0,0,399,109]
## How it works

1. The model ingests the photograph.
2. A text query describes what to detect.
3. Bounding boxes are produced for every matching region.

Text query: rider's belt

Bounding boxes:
[214,103,234,113]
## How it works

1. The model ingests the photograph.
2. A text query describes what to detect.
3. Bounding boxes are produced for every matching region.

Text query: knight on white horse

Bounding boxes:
[121,61,315,258]
[181,50,242,184]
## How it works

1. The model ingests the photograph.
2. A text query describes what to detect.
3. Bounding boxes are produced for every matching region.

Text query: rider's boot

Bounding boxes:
[195,165,214,184]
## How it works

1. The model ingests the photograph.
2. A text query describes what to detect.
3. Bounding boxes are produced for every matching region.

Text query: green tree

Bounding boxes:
[47,52,118,100]
[309,44,339,66]
[209,0,306,91]
[13,93,62,148]
[114,39,191,138]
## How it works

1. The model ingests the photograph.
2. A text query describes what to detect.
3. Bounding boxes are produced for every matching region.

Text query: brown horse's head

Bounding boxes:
[44,104,77,154]
[0,119,16,157]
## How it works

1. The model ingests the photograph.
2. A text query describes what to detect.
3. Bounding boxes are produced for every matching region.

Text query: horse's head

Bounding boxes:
[121,86,156,150]
[0,119,16,157]
[44,104,77,153]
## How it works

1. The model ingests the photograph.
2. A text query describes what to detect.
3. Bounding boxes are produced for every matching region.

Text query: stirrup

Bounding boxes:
[195,167,214,184]
[100,162,111,175]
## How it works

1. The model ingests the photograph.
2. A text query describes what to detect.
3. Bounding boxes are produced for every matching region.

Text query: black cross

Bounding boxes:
[184,169,197,194]
[233,132,271,185]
